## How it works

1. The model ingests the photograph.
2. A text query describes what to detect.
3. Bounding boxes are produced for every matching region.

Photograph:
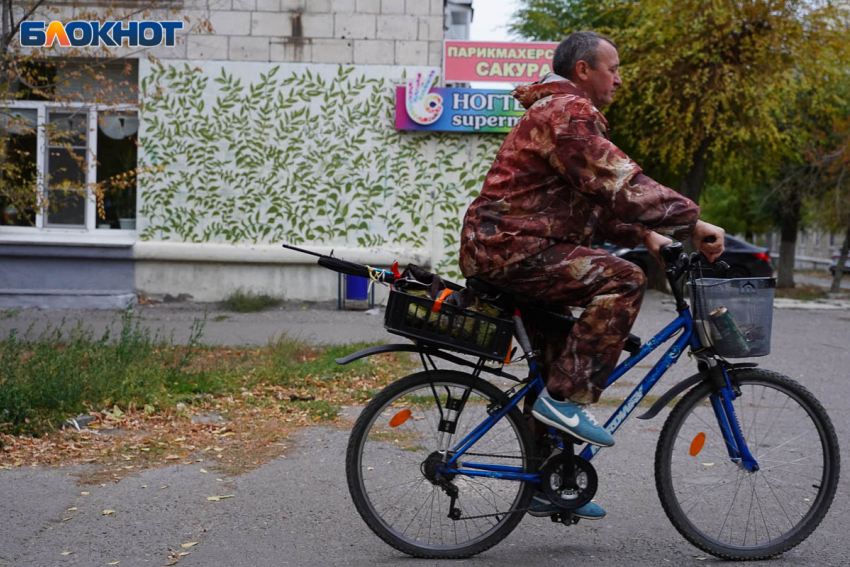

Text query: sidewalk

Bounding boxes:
[1,289,848,349]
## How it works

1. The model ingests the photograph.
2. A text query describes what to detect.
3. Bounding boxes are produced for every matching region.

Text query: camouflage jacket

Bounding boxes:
[459,77,701,278]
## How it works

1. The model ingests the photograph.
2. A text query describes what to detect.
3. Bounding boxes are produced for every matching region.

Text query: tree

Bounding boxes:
[801,118,850,294]
[513,0,848,203]
[511,0,850,289]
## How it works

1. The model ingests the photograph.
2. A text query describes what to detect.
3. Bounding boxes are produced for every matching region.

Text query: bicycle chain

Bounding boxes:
[441,451,546,521]
[451,507,531,521]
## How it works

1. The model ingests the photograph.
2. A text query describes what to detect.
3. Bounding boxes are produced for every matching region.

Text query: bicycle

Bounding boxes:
[287,242,840,560]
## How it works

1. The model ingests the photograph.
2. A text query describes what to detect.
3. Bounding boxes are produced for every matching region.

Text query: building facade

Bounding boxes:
[1,0,502,308]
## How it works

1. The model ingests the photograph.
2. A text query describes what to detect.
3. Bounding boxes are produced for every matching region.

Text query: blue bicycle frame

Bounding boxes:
[442,304,759,483]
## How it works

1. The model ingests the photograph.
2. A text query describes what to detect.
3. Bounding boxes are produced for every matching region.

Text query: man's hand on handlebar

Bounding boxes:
[645,231,673,267]
[691,220,725,263]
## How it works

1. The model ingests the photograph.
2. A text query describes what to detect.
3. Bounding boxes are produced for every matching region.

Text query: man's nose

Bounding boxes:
[614,74,622,87]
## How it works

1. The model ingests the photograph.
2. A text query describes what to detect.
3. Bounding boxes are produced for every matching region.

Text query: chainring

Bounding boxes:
[540,455,598,511]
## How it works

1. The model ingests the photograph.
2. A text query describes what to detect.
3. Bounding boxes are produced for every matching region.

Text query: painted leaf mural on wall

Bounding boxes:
[138,61,503,279]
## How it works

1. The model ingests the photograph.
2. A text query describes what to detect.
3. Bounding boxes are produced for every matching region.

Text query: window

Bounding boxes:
[96,111,139,229]
[45,110,89,226]
[451,11,469,25]
[0,109,38,226]
[1,60,138,234]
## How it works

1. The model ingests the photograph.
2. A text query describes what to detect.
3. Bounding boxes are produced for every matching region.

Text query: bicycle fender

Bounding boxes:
[636,362,760,420]
[635,373,708,420]
[335,344,422,365]
[334,344,521,382]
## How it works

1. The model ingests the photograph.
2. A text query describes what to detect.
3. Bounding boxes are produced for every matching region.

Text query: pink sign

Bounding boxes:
[444,40,559,83]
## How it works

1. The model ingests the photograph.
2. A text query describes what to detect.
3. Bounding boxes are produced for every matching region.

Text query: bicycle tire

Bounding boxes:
[655,368,840,560]
[346,370,536,559]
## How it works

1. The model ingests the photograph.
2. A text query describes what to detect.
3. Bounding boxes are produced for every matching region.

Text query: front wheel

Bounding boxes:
[655,368,840,560]
[346,370,536,559]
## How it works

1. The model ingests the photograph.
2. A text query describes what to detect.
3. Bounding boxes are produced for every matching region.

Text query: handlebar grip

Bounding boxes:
[703,235,717,244]
[660,242,684,267]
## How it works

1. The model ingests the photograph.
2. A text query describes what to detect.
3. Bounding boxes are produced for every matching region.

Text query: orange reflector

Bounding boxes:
[690,432,706,456]
[389,409,412,428]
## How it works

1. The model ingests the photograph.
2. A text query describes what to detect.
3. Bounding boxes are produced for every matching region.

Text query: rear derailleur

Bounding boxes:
[421,451,463,520]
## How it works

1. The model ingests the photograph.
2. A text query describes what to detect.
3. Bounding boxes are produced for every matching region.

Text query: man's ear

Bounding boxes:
[574,60,589,80]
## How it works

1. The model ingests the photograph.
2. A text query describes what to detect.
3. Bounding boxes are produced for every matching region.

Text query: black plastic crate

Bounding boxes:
[384,287,515,361]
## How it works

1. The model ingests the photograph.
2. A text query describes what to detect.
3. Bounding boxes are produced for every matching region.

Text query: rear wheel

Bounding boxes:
[346,370,536,558]
[655,369,840,559]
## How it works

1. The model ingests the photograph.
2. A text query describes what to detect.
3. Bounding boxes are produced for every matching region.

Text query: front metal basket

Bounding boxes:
[689,277,776,358]
[384,287,514,361]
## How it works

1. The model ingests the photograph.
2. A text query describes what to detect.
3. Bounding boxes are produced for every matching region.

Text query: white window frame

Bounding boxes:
[1,100,138,245]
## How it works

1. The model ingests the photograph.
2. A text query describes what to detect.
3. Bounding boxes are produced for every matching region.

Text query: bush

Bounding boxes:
[221,289,282,312]
[0,309,208,435]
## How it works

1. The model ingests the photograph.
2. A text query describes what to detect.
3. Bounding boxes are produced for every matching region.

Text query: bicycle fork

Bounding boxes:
[707,361,760,472]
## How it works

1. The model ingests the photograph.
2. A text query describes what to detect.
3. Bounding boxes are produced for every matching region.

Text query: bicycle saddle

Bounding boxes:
[466,277,642,355]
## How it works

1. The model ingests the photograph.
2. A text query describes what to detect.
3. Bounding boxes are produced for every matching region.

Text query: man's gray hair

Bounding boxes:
[553,31,617,80]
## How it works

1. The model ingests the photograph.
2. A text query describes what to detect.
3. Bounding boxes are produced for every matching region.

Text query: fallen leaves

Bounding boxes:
[206,495,235,502]
[0,350,413,476]
[181,542,198,549]
[60,551,73,556]
[102,509,116,516]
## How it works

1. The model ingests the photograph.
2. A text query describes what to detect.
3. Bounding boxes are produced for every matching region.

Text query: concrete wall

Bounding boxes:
[133,241,430,303]
[11,0,446,67]
[3,1,499,307]
[0,244,136,309]
[134,59,502,303]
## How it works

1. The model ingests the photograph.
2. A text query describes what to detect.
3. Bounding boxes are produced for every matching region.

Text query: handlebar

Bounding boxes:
[660,240,728,311]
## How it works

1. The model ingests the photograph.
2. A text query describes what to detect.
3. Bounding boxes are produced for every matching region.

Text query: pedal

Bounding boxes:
[550,512,578,526]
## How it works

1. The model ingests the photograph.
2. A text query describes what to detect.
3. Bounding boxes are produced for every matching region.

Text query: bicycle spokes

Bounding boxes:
[664,377,832,551]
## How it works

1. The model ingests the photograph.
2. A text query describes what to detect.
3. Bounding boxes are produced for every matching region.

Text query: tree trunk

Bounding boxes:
[645,137,713,292]
[678,137,712,205]
[776,203,801,289]
[830,224,849,294]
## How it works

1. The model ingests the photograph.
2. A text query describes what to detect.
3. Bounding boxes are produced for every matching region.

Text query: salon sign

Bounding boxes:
[444,40,559,83]
[395,71,524,133]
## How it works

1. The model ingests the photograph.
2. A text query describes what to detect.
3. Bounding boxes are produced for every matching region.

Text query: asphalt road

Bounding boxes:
[1,294,848,566]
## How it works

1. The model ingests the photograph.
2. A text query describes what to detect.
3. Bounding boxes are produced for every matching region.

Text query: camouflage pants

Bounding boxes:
[481,243,646,403]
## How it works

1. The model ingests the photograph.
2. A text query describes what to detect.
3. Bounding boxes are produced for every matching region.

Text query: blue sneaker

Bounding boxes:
[531,393,614,447]
[528,493,606,520]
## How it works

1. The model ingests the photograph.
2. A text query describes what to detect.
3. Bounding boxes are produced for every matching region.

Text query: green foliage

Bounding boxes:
[511,0,850,210]
[0,308,415,436]
[222,289,282,312]
[139,63,502,279]
[511,0,634,41]
[699,183,773,237]
[0,309,208,435]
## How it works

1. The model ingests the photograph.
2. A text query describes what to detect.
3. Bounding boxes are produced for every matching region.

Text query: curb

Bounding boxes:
[774,298,850,310]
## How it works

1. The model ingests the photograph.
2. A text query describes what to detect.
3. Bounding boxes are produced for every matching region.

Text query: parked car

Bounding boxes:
[829,250,850,275]
[602,235,774,278]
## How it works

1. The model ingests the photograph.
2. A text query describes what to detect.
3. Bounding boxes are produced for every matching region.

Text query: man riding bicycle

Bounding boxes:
[459,31,725,520]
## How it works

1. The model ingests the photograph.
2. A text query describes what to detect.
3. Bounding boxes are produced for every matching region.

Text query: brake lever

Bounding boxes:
[694,235,728,271]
